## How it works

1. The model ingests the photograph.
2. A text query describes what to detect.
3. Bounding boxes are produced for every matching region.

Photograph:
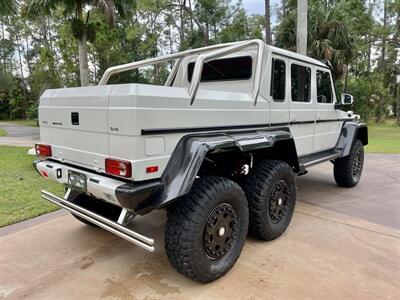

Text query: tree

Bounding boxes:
[296,0,307,55]
[26,0,123,86]
[0,0,19,16]
[265,0,271,44]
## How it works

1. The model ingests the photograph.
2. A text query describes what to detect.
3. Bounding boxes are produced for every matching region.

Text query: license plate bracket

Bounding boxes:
[68,170,87,192]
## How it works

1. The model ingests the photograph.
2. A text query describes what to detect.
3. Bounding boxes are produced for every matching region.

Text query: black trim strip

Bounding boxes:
[316,118,344,123]
[141,119,346,135]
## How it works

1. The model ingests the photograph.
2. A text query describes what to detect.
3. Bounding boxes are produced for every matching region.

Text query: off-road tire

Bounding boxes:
[165,176,249,283]
[241,160,296,241]
[70,193,122,226]
[334,139,364,187]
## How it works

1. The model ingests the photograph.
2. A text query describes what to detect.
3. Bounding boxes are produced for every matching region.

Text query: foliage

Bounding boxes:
[0,0,399,123]
[365,119,400,154]
[0,129,7,136]
[0,145,63,227]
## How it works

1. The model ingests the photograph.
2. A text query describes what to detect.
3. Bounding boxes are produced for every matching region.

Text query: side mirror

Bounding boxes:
[341,93,354,105]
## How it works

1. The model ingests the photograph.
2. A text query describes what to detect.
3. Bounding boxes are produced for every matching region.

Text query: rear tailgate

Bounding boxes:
[39,85,114,171]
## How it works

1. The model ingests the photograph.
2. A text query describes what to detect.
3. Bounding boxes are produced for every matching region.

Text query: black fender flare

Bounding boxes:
[135,128,299,213]
[336,121,368,157]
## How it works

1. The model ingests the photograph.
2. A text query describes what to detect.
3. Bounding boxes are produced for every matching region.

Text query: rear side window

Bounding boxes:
[270,58,286,101]
[316,70,333,103]
[187,56,252,82]
[291,64,311,102]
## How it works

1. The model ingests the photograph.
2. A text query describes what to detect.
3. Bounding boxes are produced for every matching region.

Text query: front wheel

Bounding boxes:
[165,176,249,283]
[334,139,364,187]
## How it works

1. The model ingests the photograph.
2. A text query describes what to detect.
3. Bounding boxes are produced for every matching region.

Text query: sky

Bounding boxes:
[242,0,280,25]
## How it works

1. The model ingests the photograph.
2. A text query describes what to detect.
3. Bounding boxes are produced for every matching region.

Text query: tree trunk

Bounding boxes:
[78,32,89,86]
[296,0,308,55]
[265,0,271,44]
[376,0,387,123]
[366,0,372,73]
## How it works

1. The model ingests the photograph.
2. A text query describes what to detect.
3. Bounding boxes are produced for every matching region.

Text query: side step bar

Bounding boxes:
[41,190,155,252]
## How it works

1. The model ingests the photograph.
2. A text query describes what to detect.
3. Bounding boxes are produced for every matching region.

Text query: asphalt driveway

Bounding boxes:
[0,154,399,299]
[0,123,39,147]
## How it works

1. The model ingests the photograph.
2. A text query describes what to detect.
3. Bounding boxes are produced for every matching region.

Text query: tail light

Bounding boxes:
[105,158,132,178]
[35,143,52,157]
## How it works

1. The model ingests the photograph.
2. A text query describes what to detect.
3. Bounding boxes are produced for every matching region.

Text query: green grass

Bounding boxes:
[0,129,7,137]
[0,119,38,127]
[0,145,63,227]
[365,119,400,154]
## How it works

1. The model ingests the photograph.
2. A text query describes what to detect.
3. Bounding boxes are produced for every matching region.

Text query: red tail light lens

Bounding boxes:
[105,158,132,178]
[35,144,52,157]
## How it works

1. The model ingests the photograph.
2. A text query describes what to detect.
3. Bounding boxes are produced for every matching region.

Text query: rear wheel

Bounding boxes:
[334,139,364,187]
[165,176,248,283]
[241,160,296,241]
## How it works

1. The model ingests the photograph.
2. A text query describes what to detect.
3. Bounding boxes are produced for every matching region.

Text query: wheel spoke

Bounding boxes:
[203,203,238,260]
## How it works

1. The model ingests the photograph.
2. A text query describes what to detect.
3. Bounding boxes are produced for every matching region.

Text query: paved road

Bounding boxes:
[0,154,399,299]
[0,122,39,147]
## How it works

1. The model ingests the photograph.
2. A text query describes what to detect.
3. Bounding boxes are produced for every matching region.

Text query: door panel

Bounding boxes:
[313,68,342,152]
[288,60,316,156]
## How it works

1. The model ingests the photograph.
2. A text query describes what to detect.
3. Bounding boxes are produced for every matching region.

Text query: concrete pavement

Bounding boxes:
[0,154,399,299]
[0,123,39,147]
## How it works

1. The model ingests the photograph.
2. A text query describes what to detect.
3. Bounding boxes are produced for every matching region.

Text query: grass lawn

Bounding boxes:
[0,129,7,137]
[0,145,63,227]
[1,119,38,127]
[365,119,400,154]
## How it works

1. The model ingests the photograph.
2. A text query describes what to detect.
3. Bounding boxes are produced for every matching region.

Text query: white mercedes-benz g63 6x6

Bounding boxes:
[35,39,367,283]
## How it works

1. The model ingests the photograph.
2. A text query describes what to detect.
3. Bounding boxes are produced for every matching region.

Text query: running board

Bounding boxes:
[41,190,155,252]
[299,149,340,169]
[301,153,339,168]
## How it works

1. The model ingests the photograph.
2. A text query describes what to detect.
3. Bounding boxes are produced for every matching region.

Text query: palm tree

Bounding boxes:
[0,0,19,16]
[265,0,271,44]
[276,2,355,79]
[26,0,122,86]
[296,0,307,55]
[307,4,355,79]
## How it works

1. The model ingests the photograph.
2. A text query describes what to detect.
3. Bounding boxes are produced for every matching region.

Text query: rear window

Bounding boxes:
[270,58,286,102]
[187,56,252,82]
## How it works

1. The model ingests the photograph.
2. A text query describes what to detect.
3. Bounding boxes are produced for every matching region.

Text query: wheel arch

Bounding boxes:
[336,121,368,157]
[135,129,299,214]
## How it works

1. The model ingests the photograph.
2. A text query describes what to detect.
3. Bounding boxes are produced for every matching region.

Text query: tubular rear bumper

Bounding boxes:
[41,190,155,251]
[34,160,163,211]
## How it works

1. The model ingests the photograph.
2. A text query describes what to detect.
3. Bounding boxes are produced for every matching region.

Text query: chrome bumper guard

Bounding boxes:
[41,190,155,252]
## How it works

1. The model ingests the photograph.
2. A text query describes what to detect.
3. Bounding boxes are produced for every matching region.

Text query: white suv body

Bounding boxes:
[35,40,367,282]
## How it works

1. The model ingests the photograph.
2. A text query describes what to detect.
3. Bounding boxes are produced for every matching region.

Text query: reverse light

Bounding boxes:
[105,158,132,178]
[35,143,52,157]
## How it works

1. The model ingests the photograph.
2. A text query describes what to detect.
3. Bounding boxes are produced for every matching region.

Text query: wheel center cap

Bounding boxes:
[218,226,226,237]
[278,198,283,206]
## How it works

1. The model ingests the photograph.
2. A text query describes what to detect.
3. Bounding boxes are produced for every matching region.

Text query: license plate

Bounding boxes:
[68,170,87,192]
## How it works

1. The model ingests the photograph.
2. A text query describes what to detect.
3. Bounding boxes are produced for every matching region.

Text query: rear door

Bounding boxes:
[268,54,290,127]
[288,60,316,156]
[313,67,343,152]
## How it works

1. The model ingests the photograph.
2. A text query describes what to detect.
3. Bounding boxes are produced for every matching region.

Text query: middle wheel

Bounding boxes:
[241,159,296,241]
[165,176,249,283]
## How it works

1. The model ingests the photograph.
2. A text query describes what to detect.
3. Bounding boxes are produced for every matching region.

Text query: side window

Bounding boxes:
[316,70,333,103]
[291,64,311,102]
[270,58,286,101]
[187,56,252,82]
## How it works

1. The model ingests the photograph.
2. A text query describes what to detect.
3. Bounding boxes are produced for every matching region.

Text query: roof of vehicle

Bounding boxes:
[267,44,329,69]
